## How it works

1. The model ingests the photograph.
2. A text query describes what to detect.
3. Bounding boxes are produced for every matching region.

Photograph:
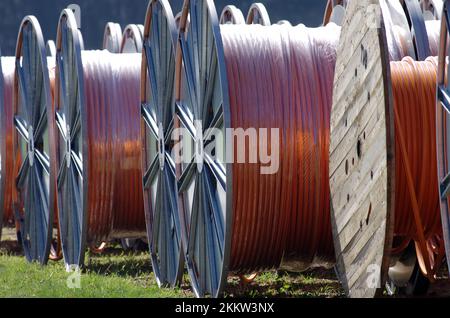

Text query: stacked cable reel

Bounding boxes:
[421,0,444,19]
[54,9,146,268]
[103,22,122,53]
[121,24,144,54]
[246,3,271,25]
[172,0,343,297]
[11,16,61,264]
[220,5,245,24]
[323,0,348,26]
[436,0,450,292]
[140,0,181,288]
[119,23,146,252]
[329,0,447,298]
[0,46,15,242]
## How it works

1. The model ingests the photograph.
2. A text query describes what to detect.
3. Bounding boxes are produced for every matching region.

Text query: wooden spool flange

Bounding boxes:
[329,0,395,298]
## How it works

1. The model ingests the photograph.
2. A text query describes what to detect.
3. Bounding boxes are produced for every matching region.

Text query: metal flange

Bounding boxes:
[141,0,182,287]
[54,9,87,268]
[220,5,245,24]
[103,22,122,53]
[421,0,444,19]
[176,0,232,298]
[13,16,55,264]
[246,3,270,25]
[121,24,144,53]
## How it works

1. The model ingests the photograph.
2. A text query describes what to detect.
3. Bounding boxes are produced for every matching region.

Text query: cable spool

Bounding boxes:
[436,0,450,283]
[46,40,56,58]
[0,55,15,241]
[220,5,245,25]
[246,3,271,26]
[276,20,292,26]
[12,16,56,264]
[323,0,348,26]
[103,22,123,53]
[329,0,445,298]
[421,0,444,19]
[121,24,144,54]
[55,9,145,268]
[175,0,341,297]
[141,0,181,288]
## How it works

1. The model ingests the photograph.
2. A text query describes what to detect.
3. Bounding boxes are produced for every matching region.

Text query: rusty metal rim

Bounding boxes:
[246,3,270,26]
[55,8,88,269]
[176,0,232,298]
[13,16,55,265]
[141,0,183,288]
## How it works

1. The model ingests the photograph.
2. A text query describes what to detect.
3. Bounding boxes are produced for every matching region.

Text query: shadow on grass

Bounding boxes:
[224,269,344,298]
[85,245,153,279]
[0,240,23,257]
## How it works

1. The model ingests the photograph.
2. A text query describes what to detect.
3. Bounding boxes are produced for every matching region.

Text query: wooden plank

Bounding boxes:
[329,0,395,298]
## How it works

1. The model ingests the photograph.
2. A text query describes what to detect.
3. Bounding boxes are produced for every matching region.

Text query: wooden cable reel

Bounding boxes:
[55,9,145,268]
[330,0,446,298]
[140,0,181,287]
[246,3,271,26]
[103,22,123,53]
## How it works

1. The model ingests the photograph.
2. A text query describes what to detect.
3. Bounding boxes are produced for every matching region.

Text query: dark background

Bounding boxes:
[0,0,326,56]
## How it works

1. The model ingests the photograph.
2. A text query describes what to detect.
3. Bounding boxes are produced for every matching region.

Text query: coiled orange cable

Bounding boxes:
[220,23,340,273]
[80,51,145,243]
[390,56,445,278]
[0,57,15,231]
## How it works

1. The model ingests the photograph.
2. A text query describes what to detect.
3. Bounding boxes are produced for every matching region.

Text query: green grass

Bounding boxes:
[0,244,191,298]
[0,229,344,298]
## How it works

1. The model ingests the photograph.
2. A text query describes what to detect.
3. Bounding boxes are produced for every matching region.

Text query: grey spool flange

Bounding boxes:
[121,24,144,54]
[141,0,182,287]
[46,40,56,58]
[246,2,271,25]
[103,22,122,53]
[54,9,86,268]
[13,16,55,264]
[220,5,245,25]
[176,0,232,298]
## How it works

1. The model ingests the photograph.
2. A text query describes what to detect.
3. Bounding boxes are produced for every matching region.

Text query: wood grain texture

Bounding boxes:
[329,0,395,298]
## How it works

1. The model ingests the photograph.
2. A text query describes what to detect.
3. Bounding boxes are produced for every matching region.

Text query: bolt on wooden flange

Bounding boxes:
[246,3,271,26]
[329,0,395,298]
[12,16,56,265]
[103,22,122,53]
